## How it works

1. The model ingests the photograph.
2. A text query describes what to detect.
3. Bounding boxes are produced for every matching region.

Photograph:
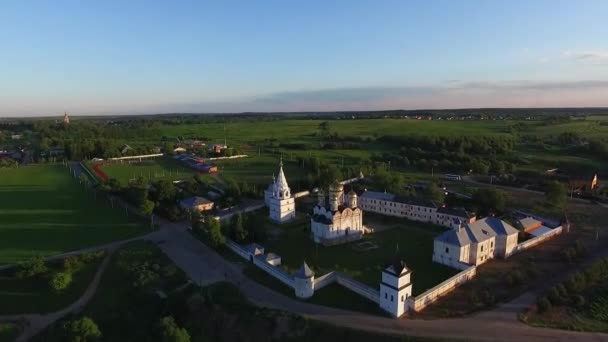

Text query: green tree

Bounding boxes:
[230,213,248,243]
[50,271,73,291]
[159,316,191,342]
[545,181,567,210]
[472,188,506,216]
[153,179,177,202]
[63,316,102,342]
[207,218,225,247]
[139,199,155,216]
[16,256,48,278]
[424,182,445,203]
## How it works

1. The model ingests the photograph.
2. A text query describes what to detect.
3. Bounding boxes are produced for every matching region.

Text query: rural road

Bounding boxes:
[155,221,608,342]
[461,176,593,204]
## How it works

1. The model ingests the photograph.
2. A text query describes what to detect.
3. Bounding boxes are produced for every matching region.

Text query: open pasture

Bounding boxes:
[0,165,146,264]
[96,157,195,184]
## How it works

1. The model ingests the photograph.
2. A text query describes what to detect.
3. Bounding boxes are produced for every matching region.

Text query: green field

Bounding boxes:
[94,157,195,184]
[215,154,308,188]
[0,165,146,264]
[260,214,458,295]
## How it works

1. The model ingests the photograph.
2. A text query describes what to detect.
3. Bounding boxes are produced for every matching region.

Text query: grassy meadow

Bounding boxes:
[95,157,195,184]
[0,165,146,264]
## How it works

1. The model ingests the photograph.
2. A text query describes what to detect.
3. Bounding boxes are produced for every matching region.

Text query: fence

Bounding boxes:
[206,155,248,161]
[225,240,295,288]
[313,272,338,291]
[108,153,164,161]
[225,240,251,259]
[513,225,563,254]
[79,162,100,184]
[408,266,477,312]
[335,273,380,304]
[214,203,266,222]
[253,256,295,288]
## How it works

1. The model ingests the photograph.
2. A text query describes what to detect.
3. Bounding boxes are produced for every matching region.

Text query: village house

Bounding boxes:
[179,196,214,213]
[432,217,519,269]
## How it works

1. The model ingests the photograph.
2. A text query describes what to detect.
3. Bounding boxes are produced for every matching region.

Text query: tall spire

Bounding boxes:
[276,158,289,192]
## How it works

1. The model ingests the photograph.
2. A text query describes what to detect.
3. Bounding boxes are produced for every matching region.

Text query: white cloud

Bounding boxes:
[575,51,608,61]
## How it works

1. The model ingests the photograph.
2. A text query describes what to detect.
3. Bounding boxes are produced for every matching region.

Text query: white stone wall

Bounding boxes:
[513,226,563,254]
[337,275,380,304]
[408,266,477,312]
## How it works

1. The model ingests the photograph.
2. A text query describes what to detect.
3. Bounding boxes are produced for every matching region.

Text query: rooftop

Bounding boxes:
[179,196,213,208]
[294,262,314,278]
[437,207,475,219]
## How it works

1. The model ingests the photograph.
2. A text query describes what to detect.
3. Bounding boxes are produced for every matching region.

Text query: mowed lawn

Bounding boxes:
[261,216,458,295]
[0,165,146,264]
[98,157,195,184]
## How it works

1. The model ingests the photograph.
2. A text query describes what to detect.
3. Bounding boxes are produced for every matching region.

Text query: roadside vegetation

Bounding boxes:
[0,252,105,315]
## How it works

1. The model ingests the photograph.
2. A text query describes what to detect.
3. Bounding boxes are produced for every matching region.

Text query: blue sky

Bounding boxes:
[1,0,608,116]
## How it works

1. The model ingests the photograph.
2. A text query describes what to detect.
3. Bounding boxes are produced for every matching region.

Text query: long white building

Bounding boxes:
[359,190,475,229]
[432,217,519,269]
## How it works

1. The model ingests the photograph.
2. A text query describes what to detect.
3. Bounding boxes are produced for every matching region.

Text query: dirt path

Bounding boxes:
[0,249,115,342]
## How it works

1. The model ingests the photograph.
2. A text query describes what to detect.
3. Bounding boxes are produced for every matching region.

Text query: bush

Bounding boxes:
[561,249,574,263]
[16,256,48,278]
[537,296,552,313]
[565,272,587,294]
[63,256,83,272]
[159,316,190,342]
[63,316,102,342]
[556,283,568,298]
[547,287,562,305]
[506,270,524,287]
[481,289,495,305]
[572,295,586,307]
[50,271,73,291]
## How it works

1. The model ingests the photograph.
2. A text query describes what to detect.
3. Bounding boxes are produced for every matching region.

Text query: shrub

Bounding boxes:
[63,256,83,272]
[547,287,562,305]
[159,316,190,342]
[537,296,552,313]
[575,240,587,257]
[556,283,568,298]
[79,251,104,263]
[481,290,495,305]
[63,316,102,342]
[50,271,73,291]
[561,249,574,263]
[565,272,587,294]
[469,290,481,306]
[572,295,586,307]
[16,256,48,278]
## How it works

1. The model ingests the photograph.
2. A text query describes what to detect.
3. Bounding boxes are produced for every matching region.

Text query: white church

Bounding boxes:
[264,160,296,223]
[311,181,364,245]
